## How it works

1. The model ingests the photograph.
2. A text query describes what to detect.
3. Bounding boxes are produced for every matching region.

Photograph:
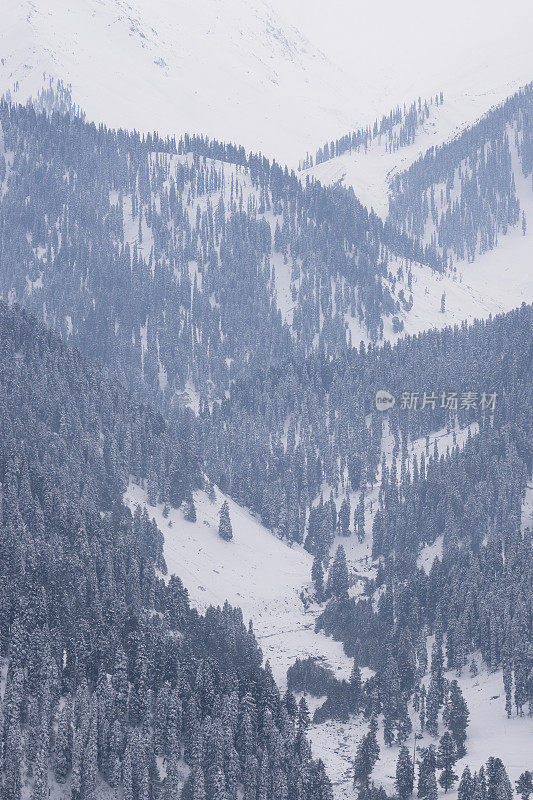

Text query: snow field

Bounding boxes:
[124,481,353,688]
[124,417,497,800]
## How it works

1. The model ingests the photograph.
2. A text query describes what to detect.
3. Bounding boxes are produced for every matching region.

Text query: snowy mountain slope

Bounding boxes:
[125,419,481,693]
[303,84,532,219]
[115,150,532,356]
[364,238,533,349]
[124,481,354,688]
[4,0,532,171]
[304,418,533,800]
[0,0,359,165]
[299,0,533,209]
[324,419,479,588]
[278,0,533,146]
[124,414,527,800]
[307,657,533,800]
[339,113,533,346]
[303,95,493,219]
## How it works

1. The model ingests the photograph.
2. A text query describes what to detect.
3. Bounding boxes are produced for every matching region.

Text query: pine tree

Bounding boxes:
[473,766,488,800]
[458,766,475,800]
[191,766,207,800]
[426,768,439,800]
[31,747,48,800]
[349,661,362,710]
[54,702,72,782]
[353,718,380,790]
[165,752,182,800]
[486,758,513,800]
[219,500,233,541]
[312,554,325,602]
[417,746,436,799]
[326,545,349,598]
[184,496,197,522]
[283,689,298,718]
[396,745,414,800]
[443,680,469,757]
[503,661,512,719]
[123,745,133,800]
[396,699,413,744]
[297,697,310,734]
[516,772,533,800]
[338,496,351,536]
[437,732,458,792]
[425,679,440,737]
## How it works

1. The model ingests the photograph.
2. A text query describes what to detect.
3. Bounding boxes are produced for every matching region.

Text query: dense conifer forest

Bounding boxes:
[386,84,533,265]
[0,302,334,800]
[0,82,531,800]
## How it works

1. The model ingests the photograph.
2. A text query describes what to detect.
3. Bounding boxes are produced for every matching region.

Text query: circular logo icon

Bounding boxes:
[375,390,395,411]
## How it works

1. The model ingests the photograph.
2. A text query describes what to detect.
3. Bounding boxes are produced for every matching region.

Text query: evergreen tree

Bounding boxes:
[437,732,458,792]
[185,496,197,522]
[443,680,469,757]
[219,501,233,541]
[396,745,414,800]
[54,702,72,783]
[516,772,533,800]
[353,718,380,790]
[425,767,439,800]
[458,766,475,800]
[297,697,311,734]
[426,679,440,738]
[486,758,513,800]
[312,554,325,602]
[326,545,349,598]
[417,746,437,799]
[474,766,488,800]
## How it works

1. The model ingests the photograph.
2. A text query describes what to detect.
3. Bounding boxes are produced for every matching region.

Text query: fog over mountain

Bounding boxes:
[3,0,532,165]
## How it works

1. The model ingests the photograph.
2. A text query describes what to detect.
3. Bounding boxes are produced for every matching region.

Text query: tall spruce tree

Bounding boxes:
[219,500,233,541]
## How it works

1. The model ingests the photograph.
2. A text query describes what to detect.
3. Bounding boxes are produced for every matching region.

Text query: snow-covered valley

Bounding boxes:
[123,413,533,800]
[0,3,531,798]
[2,0,532,168]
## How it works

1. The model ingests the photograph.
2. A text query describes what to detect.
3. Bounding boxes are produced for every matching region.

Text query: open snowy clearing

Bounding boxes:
[124,403,533,800]
[124,481,354,688]
[124,416,503,800]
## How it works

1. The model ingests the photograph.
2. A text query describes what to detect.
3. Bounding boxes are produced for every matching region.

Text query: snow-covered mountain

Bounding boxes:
[0,0,360,165]
[298,0,533,199]
[5,0,532,171]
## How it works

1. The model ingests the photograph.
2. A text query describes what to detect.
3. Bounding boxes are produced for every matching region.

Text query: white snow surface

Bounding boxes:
[370,243,533,351]
[124,481,353,688]
[307,658,533,800]
[2,0,532,168]
[122,418,528,800]
[1,0,354,166]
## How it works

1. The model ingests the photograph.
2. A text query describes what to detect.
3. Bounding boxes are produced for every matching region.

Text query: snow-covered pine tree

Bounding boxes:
[219,500,233,541]
[437,732,458,792]
[395,745,414,800]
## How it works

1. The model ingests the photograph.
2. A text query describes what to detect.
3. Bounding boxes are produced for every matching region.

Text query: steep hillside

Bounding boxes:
[0,300,336,800]
[0,97,428,396]
[3,0,533,170]
[0,0,358,165]
[302,85,533,341]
